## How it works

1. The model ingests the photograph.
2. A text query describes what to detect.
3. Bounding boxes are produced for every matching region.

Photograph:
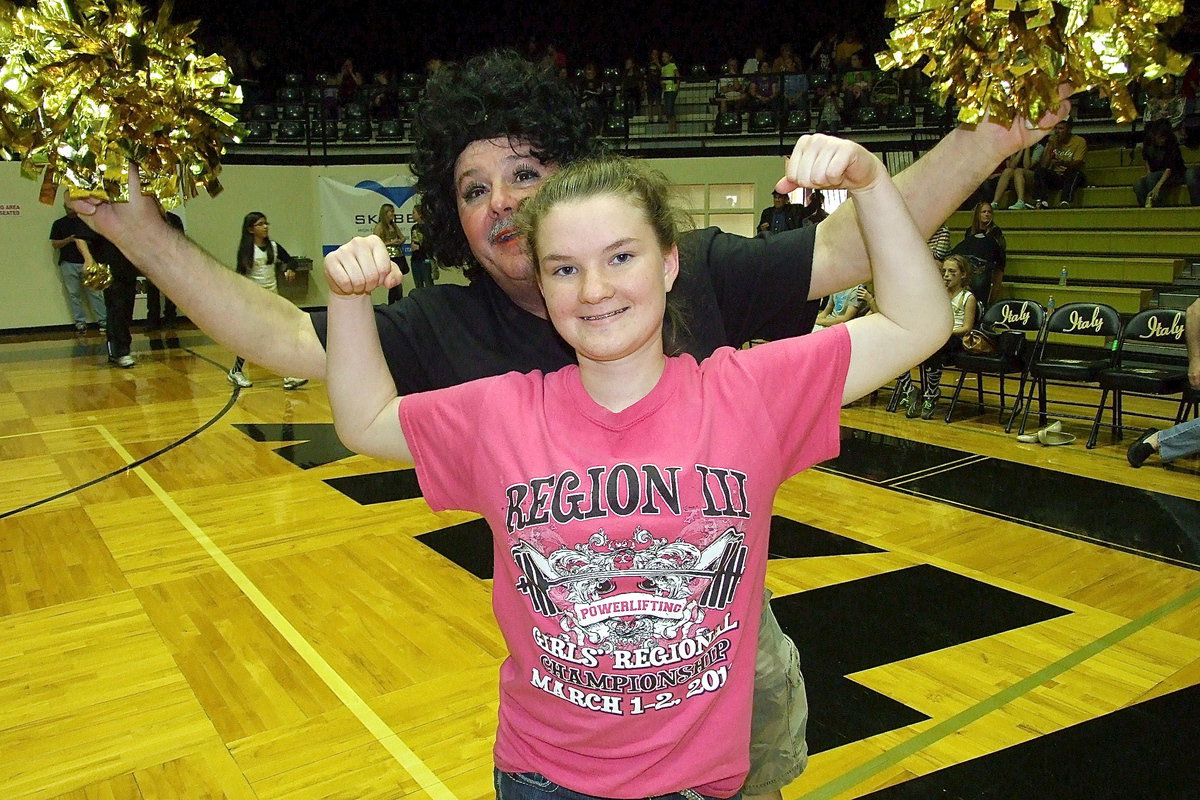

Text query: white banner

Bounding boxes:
[317,175,418,257]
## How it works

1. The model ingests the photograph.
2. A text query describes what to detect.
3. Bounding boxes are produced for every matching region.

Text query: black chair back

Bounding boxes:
[1115,308,1186,358]
[985,299,1047,358]
[1044,302,1123,339]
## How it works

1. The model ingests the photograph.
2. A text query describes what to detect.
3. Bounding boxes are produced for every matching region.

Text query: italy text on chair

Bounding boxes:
[1087,307,1189,449]
[1017,301,1123,437]
[944,298,1047,429]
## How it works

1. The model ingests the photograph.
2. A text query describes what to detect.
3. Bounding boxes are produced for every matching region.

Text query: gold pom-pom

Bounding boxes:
[0,0,243,207]
[876,0,1191,126]
[82,261,112,291]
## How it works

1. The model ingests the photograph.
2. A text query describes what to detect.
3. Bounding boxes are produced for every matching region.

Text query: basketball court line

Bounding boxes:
[93,425,460,800]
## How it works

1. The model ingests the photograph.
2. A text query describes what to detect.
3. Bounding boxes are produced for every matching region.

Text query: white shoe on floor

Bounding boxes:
[1017,420,1061,443]
[282,377,309,390]
[227,369,252,388]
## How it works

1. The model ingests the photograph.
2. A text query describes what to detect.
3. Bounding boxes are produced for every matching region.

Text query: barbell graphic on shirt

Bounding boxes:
[512,528,747,618]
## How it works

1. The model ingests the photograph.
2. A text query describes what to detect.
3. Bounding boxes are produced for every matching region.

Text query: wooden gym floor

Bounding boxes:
[1,327,1197,800]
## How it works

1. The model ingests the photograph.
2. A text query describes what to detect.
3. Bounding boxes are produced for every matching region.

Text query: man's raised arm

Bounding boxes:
[808,90,1072,299]
[69,165,328,379]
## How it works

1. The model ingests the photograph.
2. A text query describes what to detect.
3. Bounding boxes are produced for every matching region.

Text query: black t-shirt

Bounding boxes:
[49,215,95,264]
[952,226,1006,268]
[92,234,141,284]
[310,225,819,395]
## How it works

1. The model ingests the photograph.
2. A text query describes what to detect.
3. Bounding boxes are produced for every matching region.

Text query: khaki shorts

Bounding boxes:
[743,589,809,795]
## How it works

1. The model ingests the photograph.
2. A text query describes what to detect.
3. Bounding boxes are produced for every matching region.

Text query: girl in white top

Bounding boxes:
[227,212,307,390]
[896,253,978,419]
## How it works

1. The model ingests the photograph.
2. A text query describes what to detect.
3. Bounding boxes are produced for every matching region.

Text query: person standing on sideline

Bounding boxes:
[227,212,309,391]
[92,233,138,368]
[372,202,409,303]
[951,201,1006,305]
[49,196,107,333]
[661,50,680,133]
[408,204,434,289]
[800,190,828,226]
[644,49,663,123]
[758,190,802,233]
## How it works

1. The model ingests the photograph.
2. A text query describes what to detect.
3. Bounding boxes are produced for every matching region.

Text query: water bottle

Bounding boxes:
[1059,266,1068,286]
[1047,295,1055,313]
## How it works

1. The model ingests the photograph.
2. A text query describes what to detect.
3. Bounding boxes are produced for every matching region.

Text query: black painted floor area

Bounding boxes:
[771,565,1068,754]
[822,427,1200,569]
[859,683,1200,799]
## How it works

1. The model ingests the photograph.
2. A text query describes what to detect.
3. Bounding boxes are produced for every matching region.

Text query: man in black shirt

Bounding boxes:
[92,233,140,368]
[758,191,803,234]
[48,199,107,332]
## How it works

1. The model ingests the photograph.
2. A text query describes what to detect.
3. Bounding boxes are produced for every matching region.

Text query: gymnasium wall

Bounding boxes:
[0,153,791,332]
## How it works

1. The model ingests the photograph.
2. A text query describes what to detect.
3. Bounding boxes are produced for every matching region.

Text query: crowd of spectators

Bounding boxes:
[223,29,937,135]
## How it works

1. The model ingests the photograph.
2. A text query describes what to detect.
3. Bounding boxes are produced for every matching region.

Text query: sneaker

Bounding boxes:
[97,322,107,332]
[920,398,939,420]
[282,377,309,390]
[1036,199,1049,209]
[1126,427,1159,468]
[904,387,923,418]
[108,354,135,368]
[74,322,88,333]
[227,369,253,388]
[1059,200,1071,207]
[1007,200,1028,210]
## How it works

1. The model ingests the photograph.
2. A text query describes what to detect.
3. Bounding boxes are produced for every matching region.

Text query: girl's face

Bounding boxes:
[535,193,678,369]
[248,217,269,240]
[381,205,394,223]
[942,261,966,290]
[977,203,994,226]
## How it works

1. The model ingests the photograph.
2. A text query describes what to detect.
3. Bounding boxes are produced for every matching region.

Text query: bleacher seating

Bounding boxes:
[949,141,1200,321]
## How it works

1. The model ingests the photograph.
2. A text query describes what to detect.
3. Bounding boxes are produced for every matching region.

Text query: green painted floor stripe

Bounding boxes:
[797,580,1200,800]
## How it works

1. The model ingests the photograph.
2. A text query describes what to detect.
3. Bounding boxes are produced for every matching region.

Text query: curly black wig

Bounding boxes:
[410,50,606,279]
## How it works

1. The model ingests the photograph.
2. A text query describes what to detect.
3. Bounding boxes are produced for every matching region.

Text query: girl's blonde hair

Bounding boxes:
[942,254,970,284]
[515,156,693,353]
[515,156,691,261]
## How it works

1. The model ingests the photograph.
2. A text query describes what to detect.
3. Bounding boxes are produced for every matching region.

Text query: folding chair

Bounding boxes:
[713,111,742,134]
[749,109,779,133]
[602,114,629,138]
[1179,385,1200,423]
[1018,302,1122,437]
[343,119,372,141]
[376,118,404,141]
[944,299,1047,429]
[783,109,810,133]
[242,120,273,142]
[1088,308,1189,448]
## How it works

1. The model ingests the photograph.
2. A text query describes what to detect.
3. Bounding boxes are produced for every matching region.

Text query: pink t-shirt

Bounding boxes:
[400,325,850,798]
